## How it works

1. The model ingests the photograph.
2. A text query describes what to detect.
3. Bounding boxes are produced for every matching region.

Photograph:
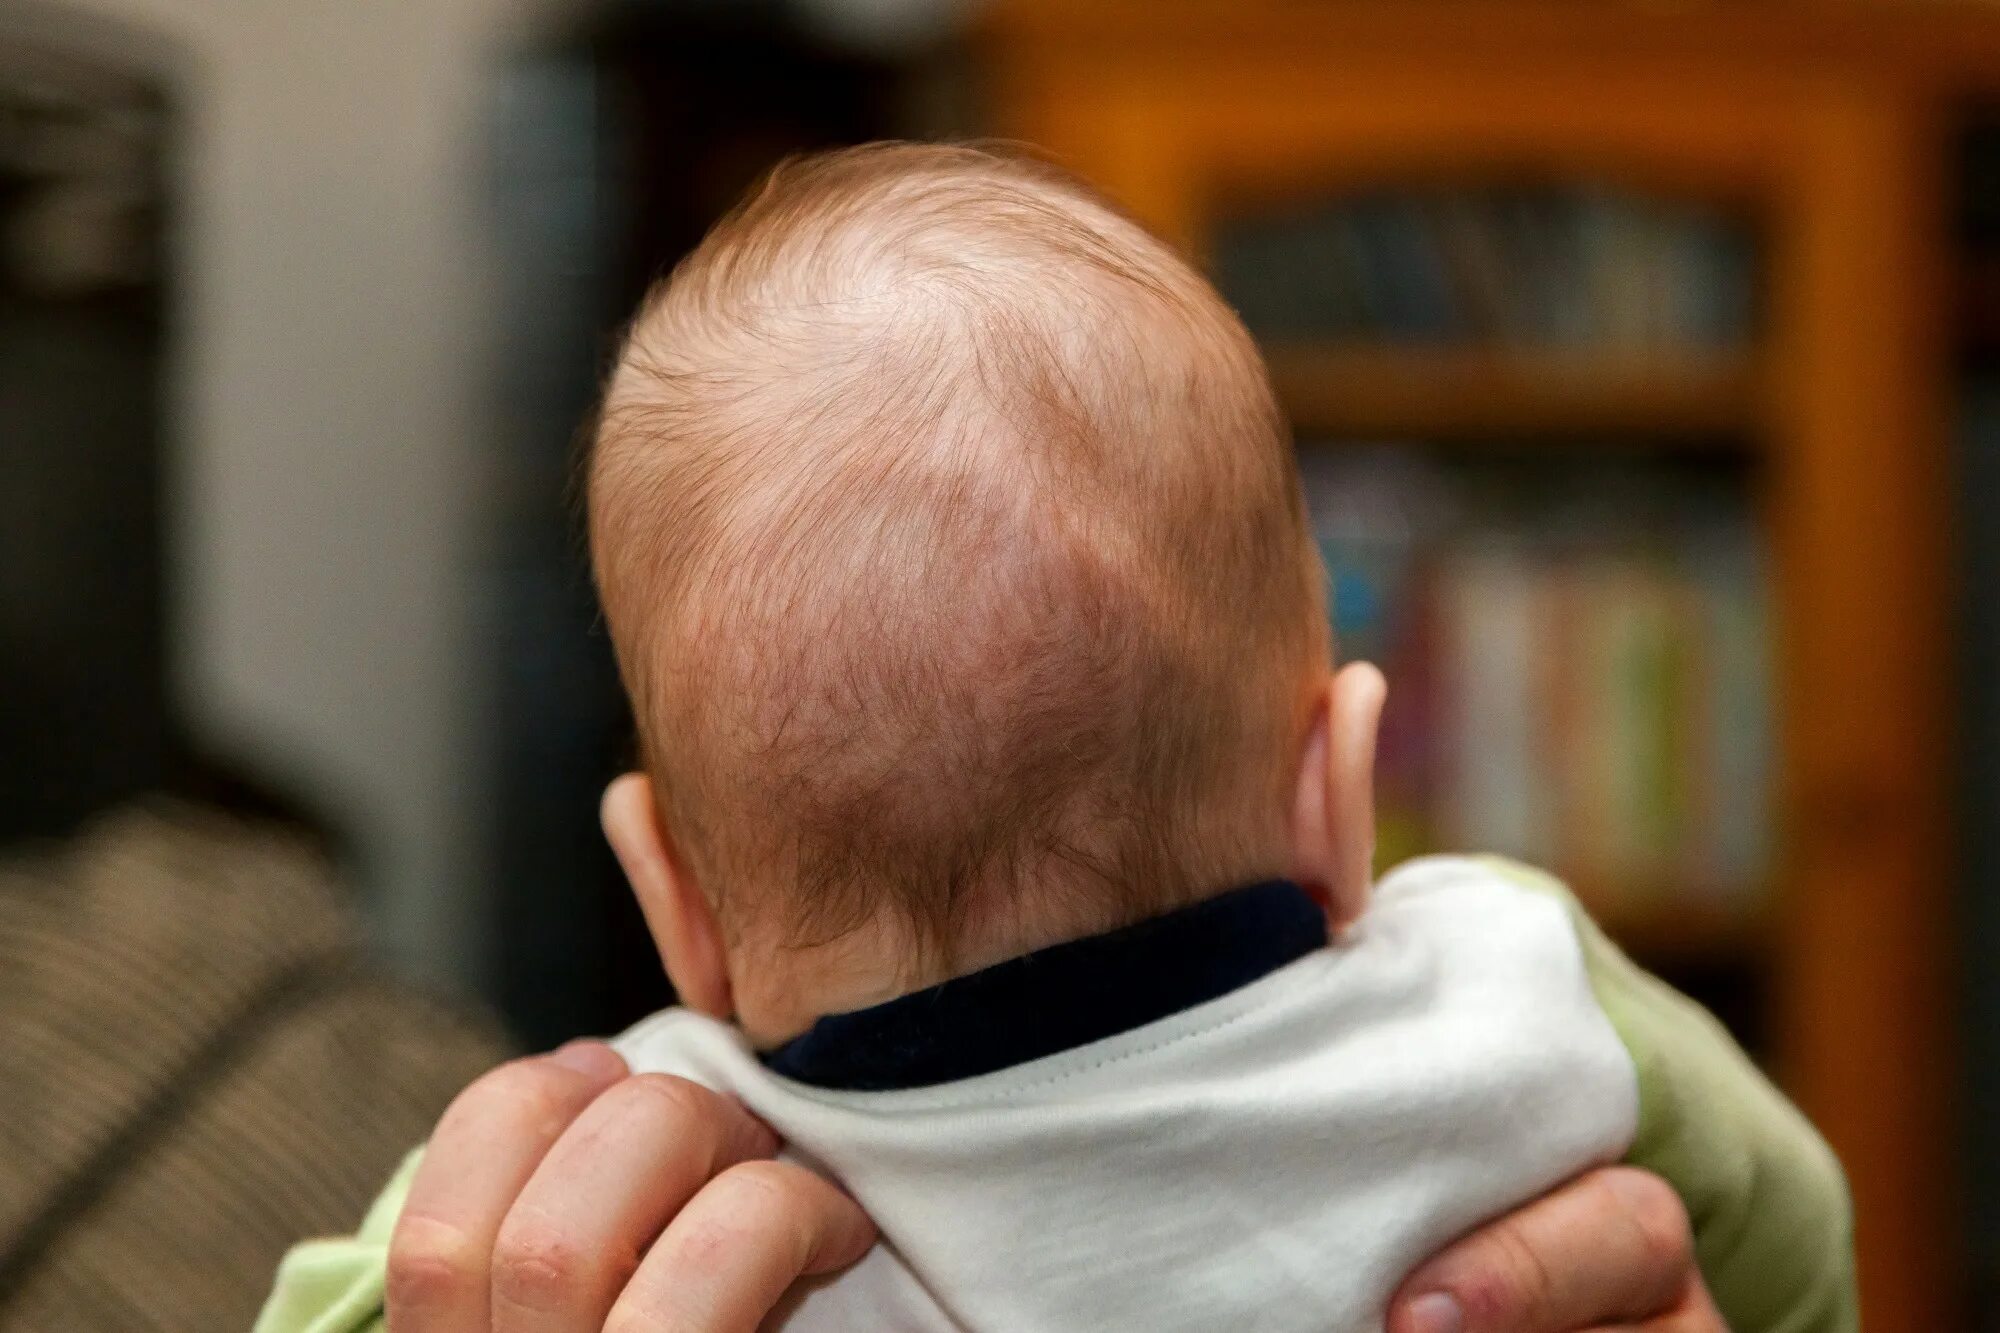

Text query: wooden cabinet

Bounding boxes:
[981,4,2000,1326]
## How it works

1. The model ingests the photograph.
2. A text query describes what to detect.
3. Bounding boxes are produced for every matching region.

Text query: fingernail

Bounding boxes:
[1401,1292,1464,1333]
[548,1040,625,1079]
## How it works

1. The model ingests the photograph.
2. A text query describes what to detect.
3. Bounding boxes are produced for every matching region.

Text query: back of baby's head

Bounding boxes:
[589,142,1327,964]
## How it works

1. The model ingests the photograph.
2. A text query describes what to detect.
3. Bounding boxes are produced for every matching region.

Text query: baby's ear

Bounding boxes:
[601,774,733,1020]
[1288,663,1387,930]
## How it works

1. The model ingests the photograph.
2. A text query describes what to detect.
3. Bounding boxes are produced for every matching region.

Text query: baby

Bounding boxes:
[268,142,1854,1333]
[579,143,1854,1332]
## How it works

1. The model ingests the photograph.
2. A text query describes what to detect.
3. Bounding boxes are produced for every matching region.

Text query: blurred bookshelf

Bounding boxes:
[1235,186,1760,439]
[1291,447,1772,983]
[1212,185,1773,996]
[983,2,2000,1327]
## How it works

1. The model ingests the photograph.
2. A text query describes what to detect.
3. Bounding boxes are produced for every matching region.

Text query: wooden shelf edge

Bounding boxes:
[1267,343,1759,442]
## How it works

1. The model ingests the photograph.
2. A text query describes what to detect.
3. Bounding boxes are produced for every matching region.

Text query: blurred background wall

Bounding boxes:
[0,0,970,989]
[3,0,586,987]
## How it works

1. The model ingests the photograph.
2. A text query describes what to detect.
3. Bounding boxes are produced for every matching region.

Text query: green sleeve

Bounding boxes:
[252,1148,419,1333]
[1483,858,1858,1333]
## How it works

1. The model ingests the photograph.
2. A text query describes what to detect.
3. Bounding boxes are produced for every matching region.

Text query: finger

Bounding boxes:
[386,1043,628,1333]
[491,1074,781,1333]
[1388,1168,1695,1333]
[1581,1269,1727,1333]
[606,1159,877,1333]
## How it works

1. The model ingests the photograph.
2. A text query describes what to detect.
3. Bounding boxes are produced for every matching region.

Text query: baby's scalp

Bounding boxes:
[588,142,1328,963]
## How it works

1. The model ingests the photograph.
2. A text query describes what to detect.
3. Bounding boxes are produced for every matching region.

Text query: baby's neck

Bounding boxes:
[729,888,1228,1048]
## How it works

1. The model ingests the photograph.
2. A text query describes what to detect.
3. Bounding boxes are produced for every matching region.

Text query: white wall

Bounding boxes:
[16,0,577,989]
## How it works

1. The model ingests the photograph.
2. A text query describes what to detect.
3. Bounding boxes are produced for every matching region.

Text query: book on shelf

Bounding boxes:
[1303,450,1773,927]
[1214,185,1756,356]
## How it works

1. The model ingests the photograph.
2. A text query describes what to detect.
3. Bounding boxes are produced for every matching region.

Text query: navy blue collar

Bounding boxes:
[761,879,1327,1091]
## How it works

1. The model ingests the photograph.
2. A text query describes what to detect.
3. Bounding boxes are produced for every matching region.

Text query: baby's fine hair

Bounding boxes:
[588,142,1327,963]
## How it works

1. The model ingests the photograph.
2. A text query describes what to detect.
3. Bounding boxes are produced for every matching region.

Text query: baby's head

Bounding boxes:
[587,143,1384,1042]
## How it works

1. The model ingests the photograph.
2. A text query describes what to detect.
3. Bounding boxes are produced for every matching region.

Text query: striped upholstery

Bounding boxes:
[0,806,512,1332]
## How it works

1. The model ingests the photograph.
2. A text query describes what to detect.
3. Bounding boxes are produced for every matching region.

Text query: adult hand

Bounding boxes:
[1387,1167,1724,1333]
[383,1042,876,1333]
[385,1052,1711,1333]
